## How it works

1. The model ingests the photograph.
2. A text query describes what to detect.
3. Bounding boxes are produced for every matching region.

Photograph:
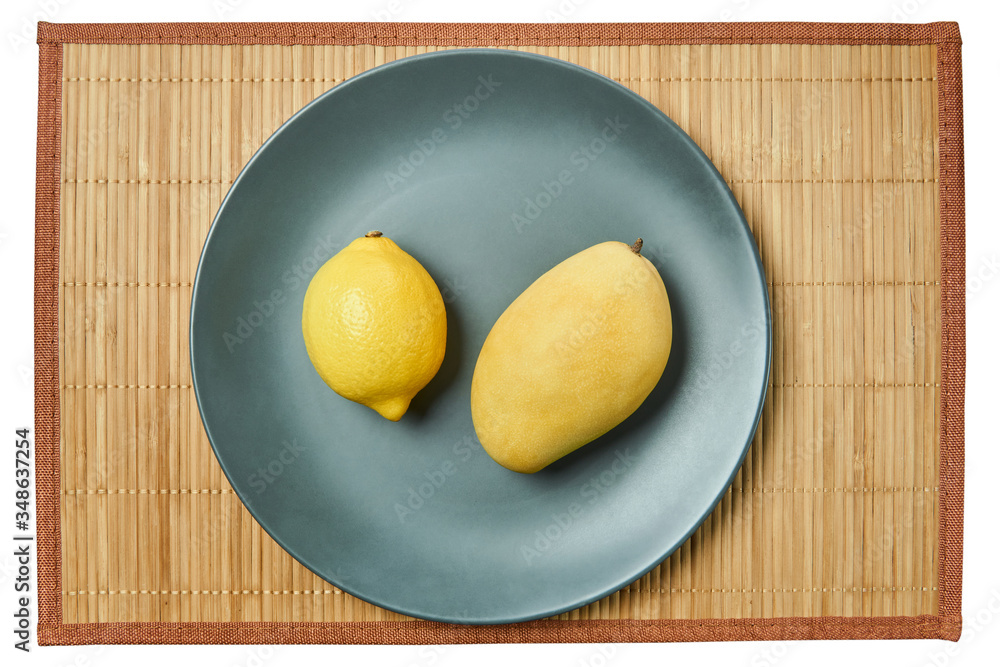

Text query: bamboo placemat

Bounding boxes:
[34,21,965,644]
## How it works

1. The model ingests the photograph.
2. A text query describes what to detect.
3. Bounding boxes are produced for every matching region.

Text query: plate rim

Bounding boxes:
[190,47,773,625]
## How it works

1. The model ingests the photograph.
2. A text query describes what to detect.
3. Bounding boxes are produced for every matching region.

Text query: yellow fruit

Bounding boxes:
[302,231,447,421]
[471,239,671,473]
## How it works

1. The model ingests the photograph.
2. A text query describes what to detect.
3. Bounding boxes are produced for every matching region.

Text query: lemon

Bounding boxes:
[302,231,447,421]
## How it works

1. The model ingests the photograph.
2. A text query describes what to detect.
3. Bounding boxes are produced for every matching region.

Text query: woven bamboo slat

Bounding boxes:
[57,42,941,625]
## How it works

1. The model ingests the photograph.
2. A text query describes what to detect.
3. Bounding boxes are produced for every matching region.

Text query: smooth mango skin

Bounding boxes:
[471,241,672,473]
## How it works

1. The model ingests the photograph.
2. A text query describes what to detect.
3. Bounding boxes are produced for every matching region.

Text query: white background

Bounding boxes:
[0,0,995,665]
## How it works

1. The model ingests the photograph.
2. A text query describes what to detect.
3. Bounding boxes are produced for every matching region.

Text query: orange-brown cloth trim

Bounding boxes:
[38,615,960,645]
[35,39,62,633]
[936,38,965,634]
[36,20,960,46]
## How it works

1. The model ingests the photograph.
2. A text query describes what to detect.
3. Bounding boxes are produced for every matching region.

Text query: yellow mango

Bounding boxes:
[471,239,672,473]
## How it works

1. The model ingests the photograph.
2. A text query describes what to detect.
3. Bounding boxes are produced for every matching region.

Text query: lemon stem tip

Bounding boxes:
[365,230,383,238]
[630,238,643,255]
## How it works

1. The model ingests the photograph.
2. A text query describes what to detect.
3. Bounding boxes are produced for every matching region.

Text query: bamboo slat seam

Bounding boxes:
[731,179,938,184]
[618,77,938,82]
[66,590,345,595]
[64,586,938,596]
[58,282,940,288]
[60,178,939,185]
[61,282,192,287]
[57,382,943,389]
[63,179,226,185]
[57,383,943,389]
[767,281,939,286]
[771,383,941,388]
[61,76,938,83]
[64,77,350,83]
[40,36,965,47]
[62,489,234,495]
[62,384,192,389]
[58,281,942,287]
[59,486,938,495]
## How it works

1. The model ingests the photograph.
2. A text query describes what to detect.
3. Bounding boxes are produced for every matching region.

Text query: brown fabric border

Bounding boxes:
[37,20,960,46]
[35,38,62,632]
[936,38,966,629]
[34,21,965,645]
[39,615,959,645]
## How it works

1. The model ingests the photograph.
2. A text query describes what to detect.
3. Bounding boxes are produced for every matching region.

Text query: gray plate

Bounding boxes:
[190,49,771,625]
